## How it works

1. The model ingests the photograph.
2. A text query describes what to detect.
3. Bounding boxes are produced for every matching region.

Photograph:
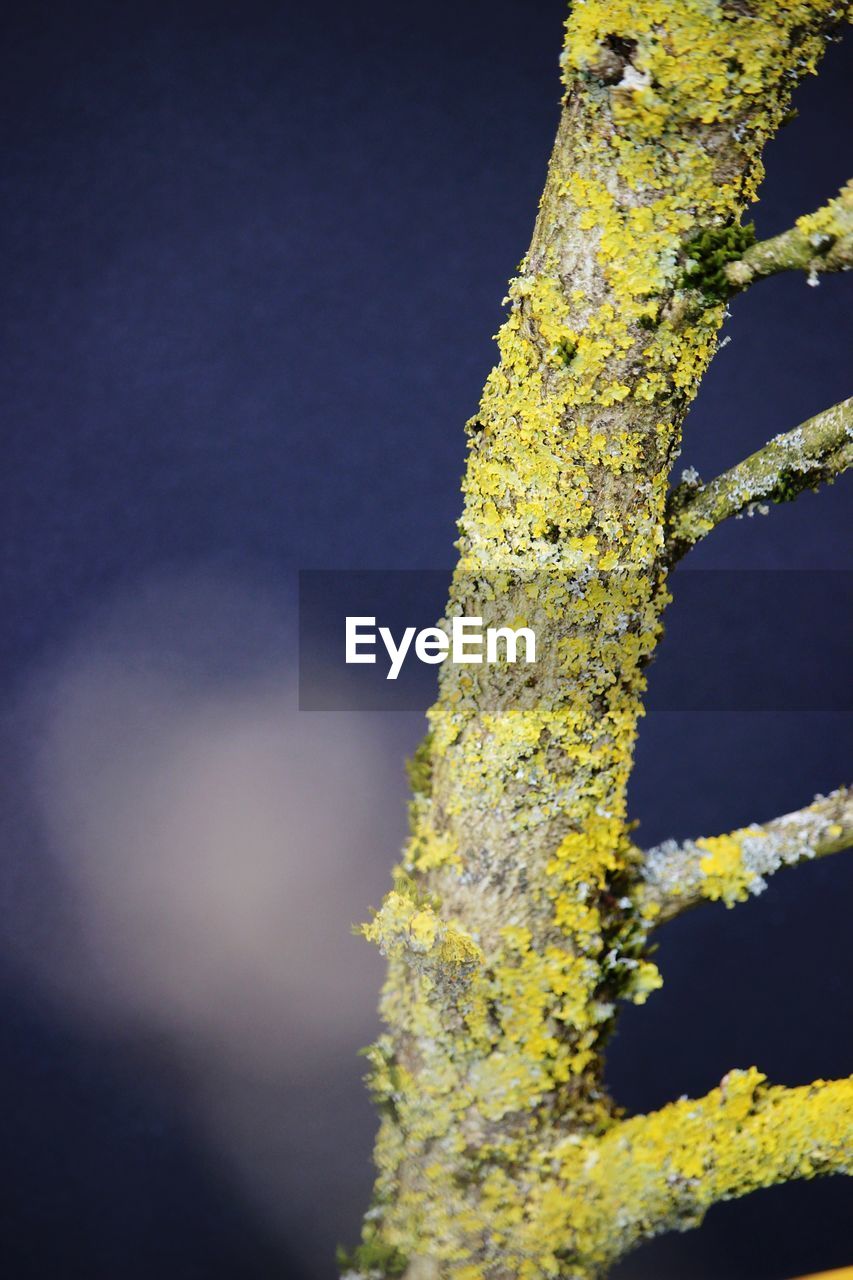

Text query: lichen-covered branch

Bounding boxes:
[639,787,853,923]
[578,1070,853,1267]
[349,4,853,1277]
[670,184,853,318]
[666,396,852,560]
[726,180,853,291]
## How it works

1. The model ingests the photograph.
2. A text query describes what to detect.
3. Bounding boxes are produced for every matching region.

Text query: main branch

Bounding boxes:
[350,4,853,1276]
[639,787,853,923]
[666,397,852,561]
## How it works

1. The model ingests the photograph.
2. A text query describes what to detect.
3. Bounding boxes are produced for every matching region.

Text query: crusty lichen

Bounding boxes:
[641,787,853,920]
[351,3,852,1276]
[665,395,852,557]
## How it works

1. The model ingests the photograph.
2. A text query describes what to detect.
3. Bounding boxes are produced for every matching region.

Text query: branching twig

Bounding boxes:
[638,787,853,924]
[666,397,852,561]
[583,1070,853,1263]
[725,181,852,291]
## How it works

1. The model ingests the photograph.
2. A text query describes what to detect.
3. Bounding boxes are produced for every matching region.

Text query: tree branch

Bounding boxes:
[353,2,853,1270]
[581,1070,853,1264]
[638,787,853,924]
[666,397,852,561]
[725,181,853,291]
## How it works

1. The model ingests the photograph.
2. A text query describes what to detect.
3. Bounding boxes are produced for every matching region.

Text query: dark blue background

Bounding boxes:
[2,2,851,1277]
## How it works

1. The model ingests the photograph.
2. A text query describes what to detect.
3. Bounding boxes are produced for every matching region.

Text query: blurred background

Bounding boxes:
[1,2,851,1277]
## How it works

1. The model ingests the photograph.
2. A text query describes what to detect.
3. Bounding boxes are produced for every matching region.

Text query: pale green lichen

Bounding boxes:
[665,398,853,556]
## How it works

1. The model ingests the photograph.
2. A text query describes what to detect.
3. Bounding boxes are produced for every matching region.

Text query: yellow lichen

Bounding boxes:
[696,832,756,905]
[362,887,483,972]
[351,2,849,1274]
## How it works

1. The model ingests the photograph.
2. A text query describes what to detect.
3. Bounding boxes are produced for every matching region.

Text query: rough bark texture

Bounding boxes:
[346,5,853,1278]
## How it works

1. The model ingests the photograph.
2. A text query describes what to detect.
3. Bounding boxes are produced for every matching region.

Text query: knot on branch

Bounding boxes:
[361,878,483,990]
[585,34,640,85]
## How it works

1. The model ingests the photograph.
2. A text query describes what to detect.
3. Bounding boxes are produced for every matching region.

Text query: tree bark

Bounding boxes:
[347,4,853,1277]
